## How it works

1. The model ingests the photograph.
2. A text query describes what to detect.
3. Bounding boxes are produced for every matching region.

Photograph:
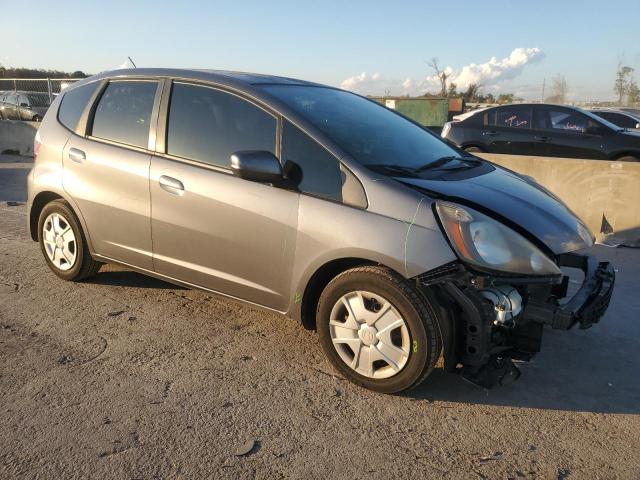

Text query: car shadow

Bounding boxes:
[404,326,640,414]
[86,269,184,290]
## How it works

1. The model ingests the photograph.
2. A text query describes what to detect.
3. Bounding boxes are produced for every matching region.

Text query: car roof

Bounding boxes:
[76,68,323,90]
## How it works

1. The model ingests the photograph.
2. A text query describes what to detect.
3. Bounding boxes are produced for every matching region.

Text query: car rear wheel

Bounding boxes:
[317,266,441,393]
[463,145,485,153]
[32,115,42,122]
[38,200,102,281]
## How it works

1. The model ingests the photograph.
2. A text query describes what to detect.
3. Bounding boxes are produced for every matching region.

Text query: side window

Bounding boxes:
[281,121,342,202]
[92,81,157,148]
[18,95,29,106]
[547,109,591,132]
[58,82,100,131]
[494,106,531,129]
[166,83,276,167]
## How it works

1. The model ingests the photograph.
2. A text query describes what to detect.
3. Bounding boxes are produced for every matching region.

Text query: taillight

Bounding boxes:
[33,131,41,159]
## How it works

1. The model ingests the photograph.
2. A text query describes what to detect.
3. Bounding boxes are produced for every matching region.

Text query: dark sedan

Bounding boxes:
[441,103,640,161]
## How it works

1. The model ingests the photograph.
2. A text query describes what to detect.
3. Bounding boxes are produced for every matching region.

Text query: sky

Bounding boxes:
[4,0,639,101]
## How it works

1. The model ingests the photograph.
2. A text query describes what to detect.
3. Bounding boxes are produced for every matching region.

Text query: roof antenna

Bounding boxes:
[127,56,137,68]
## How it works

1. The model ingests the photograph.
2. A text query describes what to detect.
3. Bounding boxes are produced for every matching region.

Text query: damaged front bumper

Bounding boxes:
[522,254,615,330]
[417,253,615,388]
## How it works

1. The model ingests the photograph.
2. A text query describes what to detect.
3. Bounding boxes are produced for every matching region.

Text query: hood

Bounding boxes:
[397,164,592,255]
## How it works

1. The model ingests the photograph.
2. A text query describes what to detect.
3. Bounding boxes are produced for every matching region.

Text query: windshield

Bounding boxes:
[261,85,460,170]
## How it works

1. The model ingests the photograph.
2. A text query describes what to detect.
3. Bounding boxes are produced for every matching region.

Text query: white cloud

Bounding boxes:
[339,48,545,96]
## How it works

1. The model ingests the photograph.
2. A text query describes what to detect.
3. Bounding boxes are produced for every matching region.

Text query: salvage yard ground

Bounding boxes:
[1,159,639,479]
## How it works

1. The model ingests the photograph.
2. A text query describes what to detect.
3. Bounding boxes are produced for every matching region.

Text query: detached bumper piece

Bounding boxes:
[523,254,615,330]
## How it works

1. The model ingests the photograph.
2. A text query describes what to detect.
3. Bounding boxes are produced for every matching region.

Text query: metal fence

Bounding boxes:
[0,78,81,104]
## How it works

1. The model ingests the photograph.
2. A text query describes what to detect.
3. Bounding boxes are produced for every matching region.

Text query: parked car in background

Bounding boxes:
[0,91,50,121]
[27,69,614,392]
[441,103,640,161]
[590,108,640,130]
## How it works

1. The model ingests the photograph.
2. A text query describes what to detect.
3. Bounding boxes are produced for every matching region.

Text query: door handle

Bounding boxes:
[159,175,185,196]
[534,136,550,142]
[482,130,498,136]
[68,148,86,163]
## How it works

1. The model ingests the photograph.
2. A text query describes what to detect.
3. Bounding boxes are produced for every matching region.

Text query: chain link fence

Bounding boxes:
[0,78,82,121]
[0,78,81,101]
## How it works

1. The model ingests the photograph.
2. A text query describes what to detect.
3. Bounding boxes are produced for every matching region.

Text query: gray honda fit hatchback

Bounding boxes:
[27,69,615,392]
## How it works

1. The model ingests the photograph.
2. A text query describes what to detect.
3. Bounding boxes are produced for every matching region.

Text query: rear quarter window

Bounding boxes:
[58,82,100,132]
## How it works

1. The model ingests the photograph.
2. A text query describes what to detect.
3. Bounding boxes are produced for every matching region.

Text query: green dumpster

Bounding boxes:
[370,97,450,129]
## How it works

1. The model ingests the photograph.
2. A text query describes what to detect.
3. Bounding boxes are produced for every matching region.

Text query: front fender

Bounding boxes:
[287,194,456,320]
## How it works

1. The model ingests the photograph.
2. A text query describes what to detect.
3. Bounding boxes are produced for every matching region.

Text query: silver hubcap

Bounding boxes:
[330,291,411,379]
[42,213,77,271]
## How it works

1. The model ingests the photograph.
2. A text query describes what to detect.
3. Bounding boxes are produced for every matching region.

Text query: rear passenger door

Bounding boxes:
[483,105,535,155]
[149,82,299,311]
[62,79,160,269]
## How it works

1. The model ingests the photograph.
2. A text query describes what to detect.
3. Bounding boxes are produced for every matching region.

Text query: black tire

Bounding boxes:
[616,155,639,162]
[32,115,42,122]
[38,199,102,281]
[317,266,441,393]
[463,145,484,153]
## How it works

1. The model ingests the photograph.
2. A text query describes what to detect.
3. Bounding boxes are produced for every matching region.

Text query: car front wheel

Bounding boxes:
[317,266,441,393]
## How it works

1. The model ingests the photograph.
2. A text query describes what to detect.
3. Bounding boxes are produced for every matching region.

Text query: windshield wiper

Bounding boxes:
[364,164,419,177]
[415,156,483,172]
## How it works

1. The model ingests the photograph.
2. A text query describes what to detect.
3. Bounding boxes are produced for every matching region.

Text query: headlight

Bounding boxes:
[436,201,561,276]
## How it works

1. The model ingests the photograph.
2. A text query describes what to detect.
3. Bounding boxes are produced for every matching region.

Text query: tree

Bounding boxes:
[545,74,568,104]
[464,83,482,102]
[497,93,515,104]
[447,82,458,97]
[482,93,496,104]
[628,80,640,105]
[613,63,639,105]
[614,63,634,105]
[427,57,448,97]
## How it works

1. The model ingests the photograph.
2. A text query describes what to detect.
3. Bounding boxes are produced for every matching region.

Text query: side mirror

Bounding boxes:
[230,150,283,184]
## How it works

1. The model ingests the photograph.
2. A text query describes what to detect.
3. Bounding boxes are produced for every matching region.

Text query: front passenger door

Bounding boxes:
[150,82,299,311]
[532,106,607,159]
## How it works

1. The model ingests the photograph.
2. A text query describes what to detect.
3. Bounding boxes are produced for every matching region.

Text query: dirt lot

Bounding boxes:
[1,162,640,479]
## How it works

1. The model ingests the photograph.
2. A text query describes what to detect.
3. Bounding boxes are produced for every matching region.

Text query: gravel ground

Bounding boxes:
[1,194,639,479]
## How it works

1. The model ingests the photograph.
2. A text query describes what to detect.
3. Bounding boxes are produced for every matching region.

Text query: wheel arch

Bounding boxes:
[611,151,640,161]
[296,257,388,330]
[29,191,93,254]
[461,143,487,152]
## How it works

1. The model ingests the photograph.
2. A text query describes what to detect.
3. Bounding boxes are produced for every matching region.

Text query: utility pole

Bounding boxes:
[541,78,546,103]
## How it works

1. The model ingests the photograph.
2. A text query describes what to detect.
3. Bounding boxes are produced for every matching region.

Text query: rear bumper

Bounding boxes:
[523,254,615,330]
